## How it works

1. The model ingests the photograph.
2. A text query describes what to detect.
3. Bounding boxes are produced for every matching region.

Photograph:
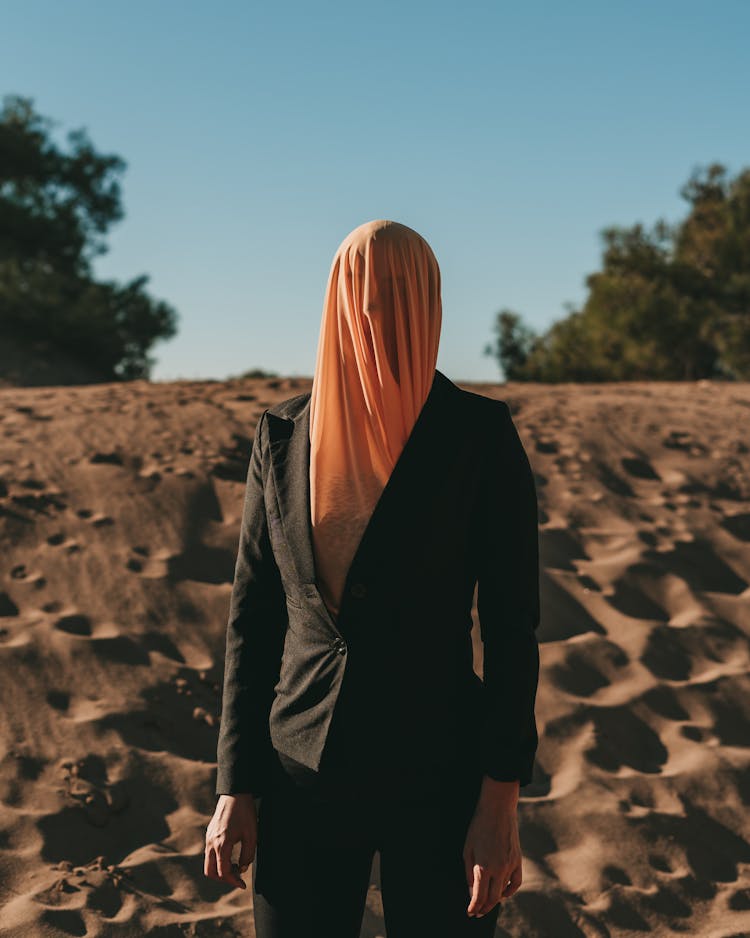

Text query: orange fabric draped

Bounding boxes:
[308,220,442,622]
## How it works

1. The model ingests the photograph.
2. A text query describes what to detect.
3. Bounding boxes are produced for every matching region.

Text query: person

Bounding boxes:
[204,220,541,937]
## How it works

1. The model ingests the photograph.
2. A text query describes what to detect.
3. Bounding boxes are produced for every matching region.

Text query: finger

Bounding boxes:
[467,864,489,916]
[502,862,522,898]
[204,845,218,880]
[476,876,504,916]
[216,839,245,889]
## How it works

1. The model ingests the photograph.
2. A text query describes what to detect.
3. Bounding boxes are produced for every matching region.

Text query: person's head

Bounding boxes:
[308,220,443,617]
[313,219,442,390]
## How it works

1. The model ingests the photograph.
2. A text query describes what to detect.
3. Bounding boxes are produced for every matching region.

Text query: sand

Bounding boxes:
[0,375,748,937]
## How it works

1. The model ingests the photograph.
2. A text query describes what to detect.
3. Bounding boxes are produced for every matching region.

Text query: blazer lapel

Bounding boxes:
[266,403,317,588]
[266,368,456,618]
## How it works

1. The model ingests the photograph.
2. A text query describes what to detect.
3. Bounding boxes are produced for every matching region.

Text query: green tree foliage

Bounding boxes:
[487,163,750,381]
[483,308,539,380]
[0,94,178,383]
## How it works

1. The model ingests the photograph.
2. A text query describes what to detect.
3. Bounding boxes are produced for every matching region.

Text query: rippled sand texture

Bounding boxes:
[0,376,748,937]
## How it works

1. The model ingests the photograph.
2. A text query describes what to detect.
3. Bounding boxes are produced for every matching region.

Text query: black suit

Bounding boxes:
[215,368,541,799]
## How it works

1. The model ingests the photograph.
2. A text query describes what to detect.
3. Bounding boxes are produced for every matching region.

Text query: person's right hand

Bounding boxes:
[204,793,258,890]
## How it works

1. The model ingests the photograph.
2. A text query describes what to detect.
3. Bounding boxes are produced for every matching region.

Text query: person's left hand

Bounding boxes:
[463,777,522,918]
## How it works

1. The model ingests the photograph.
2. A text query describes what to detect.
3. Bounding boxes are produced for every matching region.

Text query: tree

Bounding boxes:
[485,163,750,382]
[0,94,178,384]
[483,309,538,381]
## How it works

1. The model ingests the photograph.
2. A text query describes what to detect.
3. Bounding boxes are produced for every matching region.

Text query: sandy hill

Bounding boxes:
[0,375,749,937]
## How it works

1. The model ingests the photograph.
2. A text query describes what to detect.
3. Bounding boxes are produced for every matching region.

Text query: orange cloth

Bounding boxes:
[309,220,442,621]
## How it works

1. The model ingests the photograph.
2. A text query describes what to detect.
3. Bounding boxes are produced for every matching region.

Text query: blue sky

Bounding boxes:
[2,0,748,382]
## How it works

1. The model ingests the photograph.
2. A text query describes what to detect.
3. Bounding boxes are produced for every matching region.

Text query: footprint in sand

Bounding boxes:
[0,592,20,616]
[721,511,750,542]
[42,600,63,613]
[89,451,124,466]
[606,566,671,621]
[47,690,71,712]
[19,476,46,490]
[135,469,162,492]
[577,573,602,592]
[663,430,708,456]
[537,573,606,643]
[125,546,172,579]
[96,675,218,762]
[642,685,690,721]
[57,755,131,833]
[603,864,632,885]
[681,725,708,742]
[728,887,750,911]
[621,455,661,481]
[644,538,747,594]
[164,544,235,585]
[540,526,589,571]
[53,613,92,637]
[90,513,114,528]
[586,706,669,774]
[76,508,115,528]
[535,437,559,454]
[12,488,67,514]
[549,639,629,697]
[596,460,636,497]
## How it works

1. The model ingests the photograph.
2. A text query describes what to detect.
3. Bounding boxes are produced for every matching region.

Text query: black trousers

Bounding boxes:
[251,755,501,938]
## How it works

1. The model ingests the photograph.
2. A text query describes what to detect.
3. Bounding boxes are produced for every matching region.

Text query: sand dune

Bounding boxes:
[0,375,749,937]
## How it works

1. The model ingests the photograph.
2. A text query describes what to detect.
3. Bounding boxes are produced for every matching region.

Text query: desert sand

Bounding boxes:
[0,374,748,937]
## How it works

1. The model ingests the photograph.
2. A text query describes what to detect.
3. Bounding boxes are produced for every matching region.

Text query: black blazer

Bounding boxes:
[215,368,541,798]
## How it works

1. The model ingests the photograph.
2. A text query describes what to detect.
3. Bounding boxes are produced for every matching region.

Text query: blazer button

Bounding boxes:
[332,638,347,655]
[349,581,367,599]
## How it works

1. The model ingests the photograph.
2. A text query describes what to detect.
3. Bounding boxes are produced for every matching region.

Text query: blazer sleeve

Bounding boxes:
[215,409,285,797]
[475,400,541,787]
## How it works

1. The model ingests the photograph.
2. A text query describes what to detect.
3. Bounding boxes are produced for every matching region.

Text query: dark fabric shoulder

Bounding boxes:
[265,391,311,420]
[454,387,510,429]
